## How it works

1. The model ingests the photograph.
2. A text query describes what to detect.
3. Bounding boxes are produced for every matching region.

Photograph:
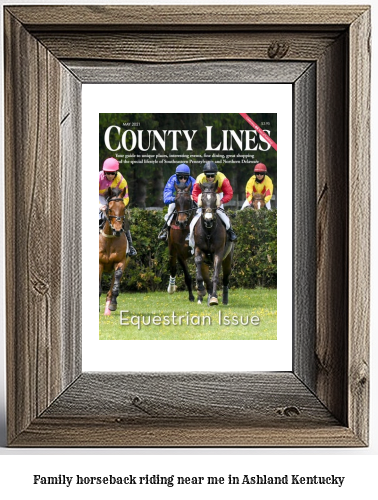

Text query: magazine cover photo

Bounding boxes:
[99,112,277,340]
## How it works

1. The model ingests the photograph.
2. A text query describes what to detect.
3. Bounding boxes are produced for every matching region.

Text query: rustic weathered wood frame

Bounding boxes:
[4,5,370,447]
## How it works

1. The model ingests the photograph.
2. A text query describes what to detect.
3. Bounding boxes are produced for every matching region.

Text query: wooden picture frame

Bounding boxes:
[4,5,370,447]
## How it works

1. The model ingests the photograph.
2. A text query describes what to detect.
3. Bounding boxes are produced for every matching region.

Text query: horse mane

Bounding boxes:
[107,187,122,201]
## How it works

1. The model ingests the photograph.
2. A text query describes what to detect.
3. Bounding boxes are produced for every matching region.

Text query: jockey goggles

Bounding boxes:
[205,173,216,178]
[177,174,189,180]
[104,171,117,176]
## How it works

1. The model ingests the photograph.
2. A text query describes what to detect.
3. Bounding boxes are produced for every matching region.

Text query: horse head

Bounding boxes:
[251,192,266,210]
[198,181,220,228]
[106,187,126,236]
[174,181,193,229]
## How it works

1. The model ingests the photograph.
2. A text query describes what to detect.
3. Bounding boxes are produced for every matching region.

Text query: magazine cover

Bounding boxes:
[99,113,277,341]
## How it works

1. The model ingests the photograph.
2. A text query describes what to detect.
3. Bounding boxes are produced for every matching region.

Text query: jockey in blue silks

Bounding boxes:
[158,163,196,240]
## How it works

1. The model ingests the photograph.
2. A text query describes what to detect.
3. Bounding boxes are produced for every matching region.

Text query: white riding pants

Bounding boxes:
[99,195,107,219]
[188,205,230,251]
[164,203,176,225]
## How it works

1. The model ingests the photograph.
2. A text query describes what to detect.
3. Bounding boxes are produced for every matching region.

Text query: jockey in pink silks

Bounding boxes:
[99,157,137,256]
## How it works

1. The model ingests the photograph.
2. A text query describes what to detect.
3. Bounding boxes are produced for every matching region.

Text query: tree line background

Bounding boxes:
[99,113,277,208]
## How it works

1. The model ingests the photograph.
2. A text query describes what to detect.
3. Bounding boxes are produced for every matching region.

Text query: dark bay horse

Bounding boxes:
[193,181,234,306]
[250,192,266,209]
[167,182,195,301]
[99,187,129,315]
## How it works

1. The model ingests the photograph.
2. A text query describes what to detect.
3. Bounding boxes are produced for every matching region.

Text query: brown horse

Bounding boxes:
[193,181,234,306]
[167,181,195,301]
[250,192,266,209]
[99,187,129,315]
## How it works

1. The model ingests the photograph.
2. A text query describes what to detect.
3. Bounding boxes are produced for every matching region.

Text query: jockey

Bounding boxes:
[241,162,274,210]
[188,161,237,250]
[158,163,196,241]
[99,157,137,256]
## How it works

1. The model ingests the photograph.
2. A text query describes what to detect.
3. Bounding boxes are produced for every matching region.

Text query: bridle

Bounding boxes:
[201,189,218,230]
[103,196,126,236]
[174,191,196,228]
[251,194,266,210]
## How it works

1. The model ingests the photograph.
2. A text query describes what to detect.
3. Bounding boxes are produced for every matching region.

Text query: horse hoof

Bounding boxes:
[167,285,177,294]
[197,299,203,304]
[109,302,117,311]
[209,296,219,306]
[189,296,195,302]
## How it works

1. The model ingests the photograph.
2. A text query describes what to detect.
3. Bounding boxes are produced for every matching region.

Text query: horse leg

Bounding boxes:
[108,263,124,311]
[209,252,223,306]
[168,250,177,294]
[178,256,194,302]
[222,252,232,305]
[104,272,115,315]
[200,263,212,306]
[194,248,207,303]
[99,263,104,312]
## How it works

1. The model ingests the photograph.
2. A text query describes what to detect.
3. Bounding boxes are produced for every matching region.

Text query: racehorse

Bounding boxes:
[99,187,129,315]
[250,192,266,209]
[193,181,234,306]
[167,181,195,301]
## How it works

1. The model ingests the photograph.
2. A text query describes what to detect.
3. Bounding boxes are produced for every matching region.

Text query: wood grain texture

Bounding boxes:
[4,11,80,443]
[11,420,363,448]
[7,5,367,29]
[41,373,334,421]
[316,34,348,426]
[36,32,339,63]
[60,68,82,388]
[4,12,62,442]
[4,5,370,447]
[293,65,316,390]
[11,373,363,447]
[66,60,312,84]
[348,9,371,445]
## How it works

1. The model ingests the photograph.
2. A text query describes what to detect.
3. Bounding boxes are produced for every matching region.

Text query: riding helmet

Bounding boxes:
[103,157,119,172]
[175,164,190,175]
[254,163,267,174]
[203,161,218,174]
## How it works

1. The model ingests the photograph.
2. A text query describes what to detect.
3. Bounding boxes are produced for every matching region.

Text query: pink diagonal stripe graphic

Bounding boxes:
[239,113,277,151]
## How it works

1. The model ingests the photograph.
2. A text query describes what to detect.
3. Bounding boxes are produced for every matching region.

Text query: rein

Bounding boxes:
[100,230,116,239]
[103,196,126,236]
[173,192,196,228]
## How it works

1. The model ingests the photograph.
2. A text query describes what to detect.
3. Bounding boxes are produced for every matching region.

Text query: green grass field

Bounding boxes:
[99,288,276,340]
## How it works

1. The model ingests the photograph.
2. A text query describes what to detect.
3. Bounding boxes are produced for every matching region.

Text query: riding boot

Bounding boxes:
[158,222,169,240]
[226,227,237,242]
[99,214,106,232]
[125,230,137,256]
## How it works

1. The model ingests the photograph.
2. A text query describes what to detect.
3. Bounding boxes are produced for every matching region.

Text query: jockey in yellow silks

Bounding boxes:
[99,157,137,256]
[188,161,237,251]
[241,163,274,210]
